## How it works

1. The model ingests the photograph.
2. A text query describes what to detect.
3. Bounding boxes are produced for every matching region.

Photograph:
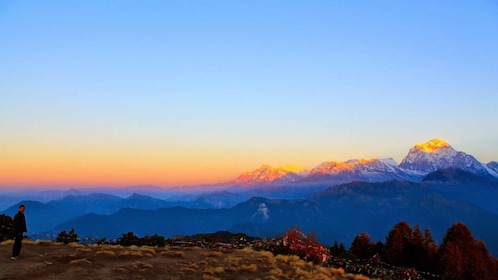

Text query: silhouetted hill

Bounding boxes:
[1,200,73,233]
[422,168,498,214]
[48,193,123,216]
[52,178,498,256]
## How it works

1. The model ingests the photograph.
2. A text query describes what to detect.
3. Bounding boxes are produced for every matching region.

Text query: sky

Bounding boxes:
[1,1,497,188]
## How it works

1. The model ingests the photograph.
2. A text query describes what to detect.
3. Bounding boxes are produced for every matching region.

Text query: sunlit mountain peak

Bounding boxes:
[277,165,308,174]
[414,138,451,153]
[233,164,307,186]
[399,138,491,176]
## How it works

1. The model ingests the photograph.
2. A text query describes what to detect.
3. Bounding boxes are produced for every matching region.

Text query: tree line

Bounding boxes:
[333,221,497,279]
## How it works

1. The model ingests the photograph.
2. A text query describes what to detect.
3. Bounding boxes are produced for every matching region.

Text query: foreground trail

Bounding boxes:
[0,241,367,280]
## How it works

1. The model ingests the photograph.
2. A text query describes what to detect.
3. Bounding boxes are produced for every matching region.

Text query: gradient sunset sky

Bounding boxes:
[1,1,497,188]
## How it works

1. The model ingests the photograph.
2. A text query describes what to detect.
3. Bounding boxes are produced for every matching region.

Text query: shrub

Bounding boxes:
[116,232,140,246]
[0,214,14,242]
[56,228,80,244]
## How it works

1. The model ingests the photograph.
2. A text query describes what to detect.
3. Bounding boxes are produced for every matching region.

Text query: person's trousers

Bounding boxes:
[12,234,23,257]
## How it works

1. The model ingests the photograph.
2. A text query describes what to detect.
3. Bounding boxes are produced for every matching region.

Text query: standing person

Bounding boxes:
[11,204,27,260]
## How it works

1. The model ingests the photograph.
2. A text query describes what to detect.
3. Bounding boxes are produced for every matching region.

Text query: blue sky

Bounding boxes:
[1,1,497,187]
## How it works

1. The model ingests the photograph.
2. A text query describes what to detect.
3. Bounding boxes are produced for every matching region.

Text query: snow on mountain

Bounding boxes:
[231,164,308,187]
[225,138,496,190]
[485,161,498,177]
[305,158,419,184]
[487,161,498,173]
[399,138,491,176]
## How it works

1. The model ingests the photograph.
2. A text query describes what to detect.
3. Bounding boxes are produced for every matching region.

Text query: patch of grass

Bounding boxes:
[275,254,290,264]
[113,267,128,273]
[288,256,311,272]
[139,247,156,256]
[203,266,225,275]
[240,264,258,273]
[160,250,185,258]
[76,247,92,253]
[240,247,253,253]
[204,257,220,264]
[118,250,143,258]
[202,275,221,280]
[294,267,311,278]
[258,250,274,259]
[198,260,209,266]
[96,250,117,257]
[180,267,197,273]
[69,258,92,265]
[329,267,345,276]
[132,261,153,270]
[223,256,242,271]
[200,251,223,258]
[267,267,285,278]
[188,263,200,269]
[182,246,201,251]
[69,243,85,249]
[99,244,123,250]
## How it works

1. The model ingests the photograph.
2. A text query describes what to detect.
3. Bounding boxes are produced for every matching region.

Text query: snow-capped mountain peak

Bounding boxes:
[232,164,307,187]
[305,157,418,184]
[399,138,490,176]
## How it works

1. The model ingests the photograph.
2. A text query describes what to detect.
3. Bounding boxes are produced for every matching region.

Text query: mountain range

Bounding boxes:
[50,168,498,256]
[2,138,498,256]
[223,138,497,190]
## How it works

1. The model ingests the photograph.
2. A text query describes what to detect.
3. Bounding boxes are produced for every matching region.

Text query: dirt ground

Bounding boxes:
[0,240,368,280]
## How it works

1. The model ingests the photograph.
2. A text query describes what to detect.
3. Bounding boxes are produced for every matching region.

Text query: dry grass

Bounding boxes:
[69,258,92,265]
[223,256,242,271]
[203,266,225,275]
[268,267,285,278]
[138,246,156,256]
[76,247,92,253]
[118,250,143,258]
[132,261,154,270]
[240,263,258,273]
[69,243,85,249]
[0,241,369,280]
[95,250,116,257]
[202,275,221,280]
[258,250,274,259]
[330,267,346,276]
[0,239,14,245]
[204,257,220,264]
[160,250,185,258]
[200,251,224,257]
[180,267,197,274]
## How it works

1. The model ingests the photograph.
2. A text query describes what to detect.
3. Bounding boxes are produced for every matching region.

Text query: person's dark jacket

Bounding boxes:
[13,211,27,234]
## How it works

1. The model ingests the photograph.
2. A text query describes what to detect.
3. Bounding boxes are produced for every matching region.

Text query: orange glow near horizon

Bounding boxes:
[0,159,238,188]
[0,137,333,189]
[0,145,247,188]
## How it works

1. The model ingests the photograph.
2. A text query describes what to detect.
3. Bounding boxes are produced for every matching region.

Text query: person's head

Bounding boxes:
[19,204,25,213]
